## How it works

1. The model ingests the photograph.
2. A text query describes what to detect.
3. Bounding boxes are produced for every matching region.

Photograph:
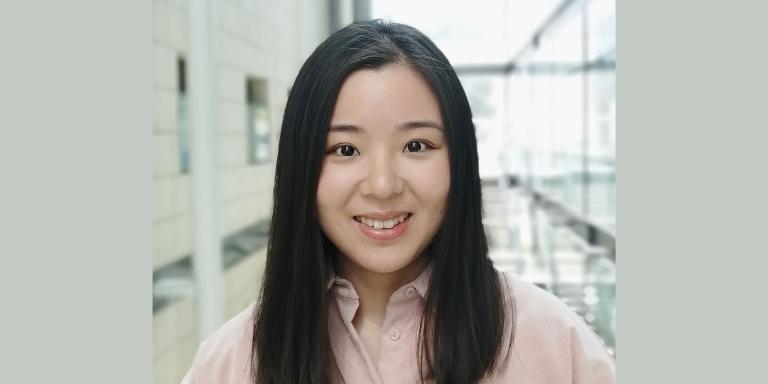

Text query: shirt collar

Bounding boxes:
[326,262,433,299]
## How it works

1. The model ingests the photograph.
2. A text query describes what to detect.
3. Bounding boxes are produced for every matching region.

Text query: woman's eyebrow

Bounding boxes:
[329,120,443,133]
[328,124,362,133]
[399,120,443,131]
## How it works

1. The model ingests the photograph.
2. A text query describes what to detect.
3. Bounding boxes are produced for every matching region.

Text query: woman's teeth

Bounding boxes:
[356,214,409,229]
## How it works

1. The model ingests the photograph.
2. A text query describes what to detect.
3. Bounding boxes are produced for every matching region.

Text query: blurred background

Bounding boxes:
[153,0,615,382]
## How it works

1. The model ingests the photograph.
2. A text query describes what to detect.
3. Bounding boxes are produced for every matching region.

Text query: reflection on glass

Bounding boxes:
[177,57,190,174]
[246,78,271,164]
[509,0,615,235]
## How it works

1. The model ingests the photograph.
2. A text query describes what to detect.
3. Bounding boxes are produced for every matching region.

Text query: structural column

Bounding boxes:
[188,0,223,340]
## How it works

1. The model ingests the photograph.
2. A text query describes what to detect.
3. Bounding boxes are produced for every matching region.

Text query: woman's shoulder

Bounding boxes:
[500,272,582,324]
[501,272,593,337]
[180,303,257,384]
[496,271,616,383]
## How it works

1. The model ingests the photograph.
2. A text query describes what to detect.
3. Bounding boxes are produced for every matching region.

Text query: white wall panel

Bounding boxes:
[217,134,248,167]
[153,89,178,132]
[154,133,181,177]
[154,0,188,50]
[154,44,178,90]
[154,175,191,219]
[216,100,247,134]
[153,213,193,268]
[216,67,245,102]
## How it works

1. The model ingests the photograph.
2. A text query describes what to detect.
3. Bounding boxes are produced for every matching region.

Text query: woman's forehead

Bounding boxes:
[330,63,443,130]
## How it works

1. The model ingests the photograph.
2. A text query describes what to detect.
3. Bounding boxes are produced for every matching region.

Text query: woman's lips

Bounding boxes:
[355,213,412,241]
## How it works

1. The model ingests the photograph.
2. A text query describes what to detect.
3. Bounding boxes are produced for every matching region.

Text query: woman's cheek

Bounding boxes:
[404,153,450,204]
[317,162,358,206]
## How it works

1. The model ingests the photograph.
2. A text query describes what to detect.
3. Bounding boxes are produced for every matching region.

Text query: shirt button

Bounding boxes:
[389,329,401,341]
[405,286,416,298]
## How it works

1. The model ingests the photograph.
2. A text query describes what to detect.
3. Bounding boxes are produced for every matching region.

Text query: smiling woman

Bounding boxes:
[318,64,451,363]
[318,64,450,277]
[182,20,615,384]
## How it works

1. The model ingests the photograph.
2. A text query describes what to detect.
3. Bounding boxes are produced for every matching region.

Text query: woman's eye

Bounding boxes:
[334,144,359,157]
[404,140,428,153]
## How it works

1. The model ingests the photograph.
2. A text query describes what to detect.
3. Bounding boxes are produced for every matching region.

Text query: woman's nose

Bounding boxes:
[359,154,405,200]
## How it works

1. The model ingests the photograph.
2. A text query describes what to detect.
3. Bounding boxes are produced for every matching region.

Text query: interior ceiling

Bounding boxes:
[370,0,565,66]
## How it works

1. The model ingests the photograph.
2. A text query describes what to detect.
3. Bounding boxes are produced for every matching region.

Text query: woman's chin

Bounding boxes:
[341,251,422,276]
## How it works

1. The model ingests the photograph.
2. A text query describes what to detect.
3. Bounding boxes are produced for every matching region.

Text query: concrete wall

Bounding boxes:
[152,0,335,382]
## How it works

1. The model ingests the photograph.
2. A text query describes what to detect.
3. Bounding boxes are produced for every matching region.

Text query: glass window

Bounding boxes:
[246,77,270,164]
[177,57,191,174]
[459,74,507,179]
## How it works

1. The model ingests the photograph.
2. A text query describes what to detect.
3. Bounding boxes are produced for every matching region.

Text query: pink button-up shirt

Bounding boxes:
[181,269,615,383]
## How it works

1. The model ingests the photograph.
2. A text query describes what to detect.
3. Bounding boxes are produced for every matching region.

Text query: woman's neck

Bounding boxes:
[336,255,428,326]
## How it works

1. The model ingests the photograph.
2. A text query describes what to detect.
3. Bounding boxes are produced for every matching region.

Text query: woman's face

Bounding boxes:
[317,63,450,276]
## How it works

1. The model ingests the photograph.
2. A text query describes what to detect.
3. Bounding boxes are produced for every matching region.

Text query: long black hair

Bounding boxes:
[253,20,514,383]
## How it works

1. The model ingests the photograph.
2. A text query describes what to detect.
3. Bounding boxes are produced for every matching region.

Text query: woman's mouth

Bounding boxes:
[353,213,412,240]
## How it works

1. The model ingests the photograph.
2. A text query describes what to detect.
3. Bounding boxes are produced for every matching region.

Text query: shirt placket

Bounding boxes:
[332,282,385,384]
[328,272,430,384]
[376,285,423,384]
